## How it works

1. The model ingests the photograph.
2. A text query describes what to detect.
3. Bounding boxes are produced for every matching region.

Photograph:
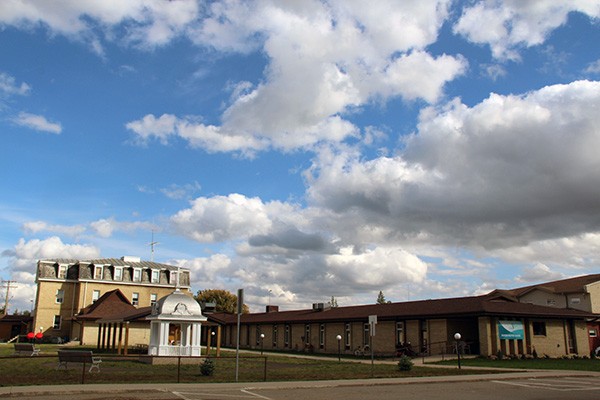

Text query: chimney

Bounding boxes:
[266,305,279,313]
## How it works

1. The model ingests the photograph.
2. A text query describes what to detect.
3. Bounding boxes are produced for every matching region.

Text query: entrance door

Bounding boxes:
[588,322,600,355]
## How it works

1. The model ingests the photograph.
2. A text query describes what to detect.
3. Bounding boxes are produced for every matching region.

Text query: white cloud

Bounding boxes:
[22,221,86,237]
[0,72,31,97]
[12,112,62,134]
[585,59,600,75]
[515,263,564,283]
[170,194,274,242]
[5,236,99,272]
[454,1,600,60]
[306,80,600,250]
[160,181,202,200]
[89,218,156,238]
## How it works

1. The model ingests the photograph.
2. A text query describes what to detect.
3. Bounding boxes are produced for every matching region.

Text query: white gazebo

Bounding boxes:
[147,289,207,357]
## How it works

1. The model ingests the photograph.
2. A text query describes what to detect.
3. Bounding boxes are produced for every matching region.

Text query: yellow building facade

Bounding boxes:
[33,257,190,343]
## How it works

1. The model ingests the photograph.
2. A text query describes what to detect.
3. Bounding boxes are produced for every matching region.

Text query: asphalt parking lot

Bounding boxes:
[2,372,600,400]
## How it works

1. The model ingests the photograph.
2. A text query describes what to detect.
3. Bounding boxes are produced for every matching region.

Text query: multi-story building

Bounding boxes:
[33,256,190,343]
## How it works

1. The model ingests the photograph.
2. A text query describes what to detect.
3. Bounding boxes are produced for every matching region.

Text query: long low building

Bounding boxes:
[208,292,597,358]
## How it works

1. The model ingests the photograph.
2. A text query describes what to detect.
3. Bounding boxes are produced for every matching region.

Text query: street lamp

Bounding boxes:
[260,333,265,355]
[336,334,342,362]
[454,332,461,369]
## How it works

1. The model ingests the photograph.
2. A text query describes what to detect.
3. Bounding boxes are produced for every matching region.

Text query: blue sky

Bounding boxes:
[1,1,600,313]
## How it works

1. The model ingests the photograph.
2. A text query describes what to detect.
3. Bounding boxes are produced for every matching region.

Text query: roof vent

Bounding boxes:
[312,303,329,311]
[121,256,141,263]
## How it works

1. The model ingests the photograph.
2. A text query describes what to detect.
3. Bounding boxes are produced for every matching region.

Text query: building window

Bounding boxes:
[132,292,139,306]
[304,324,311,345]
[272,325,278,347]
[57,265,67,279]
[133,268,142,282]
[55,289,64,304]
[570,297,581,305]
[363,323,370,346]
[345,323,351,350]
[396,321,404,345]
[150,293,157,306]
[53,315,61,330]
[92,290,100,303]
[170,271,178,286]
[589,329,598,338]
[113,267,123,281]
[319,324,325,349]
[256,325,262,346]
[546,299,556,306]
[284,324,290,347]
[151,269,160,283]
[94,265,104,280]
[532,321,546,336]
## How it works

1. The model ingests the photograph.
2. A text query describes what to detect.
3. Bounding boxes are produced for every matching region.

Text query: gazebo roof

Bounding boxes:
[148,289,207,322]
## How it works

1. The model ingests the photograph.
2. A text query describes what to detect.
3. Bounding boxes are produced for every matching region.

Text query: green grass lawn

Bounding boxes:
[434,357,600,372]
[0,343,495,386]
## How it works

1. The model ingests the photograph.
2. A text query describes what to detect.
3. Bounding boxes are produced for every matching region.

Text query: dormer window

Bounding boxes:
[151,269,160,284]
[170,271,178,286]
[133,268,142,282]
[94,265,104,280]
[57,265,67,279]
[113,267,123,281]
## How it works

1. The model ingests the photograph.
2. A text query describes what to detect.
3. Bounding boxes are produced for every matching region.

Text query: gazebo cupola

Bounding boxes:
[147,289,207,356]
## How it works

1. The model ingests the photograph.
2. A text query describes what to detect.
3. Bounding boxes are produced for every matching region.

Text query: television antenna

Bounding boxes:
[149,230,159,262]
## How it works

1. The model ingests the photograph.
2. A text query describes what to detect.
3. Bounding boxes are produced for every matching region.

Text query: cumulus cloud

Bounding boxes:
[0,0,199,50]
[515,263,564,283]
[2,236,100,272]
[307,80,600,249]
[90,218,156,238]
[22,221,86,237]
[170,194,274,242]
[0,72,31,97]
[454,0,600,60]
[12,112,62,134]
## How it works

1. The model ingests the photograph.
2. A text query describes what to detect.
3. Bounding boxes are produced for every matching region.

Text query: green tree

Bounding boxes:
[376,291,389,304]
[195,289,249,314]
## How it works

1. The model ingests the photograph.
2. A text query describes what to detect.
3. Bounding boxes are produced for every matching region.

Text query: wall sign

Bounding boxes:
[498,320,524,340]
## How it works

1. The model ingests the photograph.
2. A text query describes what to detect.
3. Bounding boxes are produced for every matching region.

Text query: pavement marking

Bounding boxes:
[171,389,273,400]
[493,378,600,392]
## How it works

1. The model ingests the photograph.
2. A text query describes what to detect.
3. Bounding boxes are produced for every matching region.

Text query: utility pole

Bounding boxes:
[1,280,17,316]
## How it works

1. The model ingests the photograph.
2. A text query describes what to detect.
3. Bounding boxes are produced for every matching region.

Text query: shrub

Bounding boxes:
[200,357,215,376]
[397,355,413,371]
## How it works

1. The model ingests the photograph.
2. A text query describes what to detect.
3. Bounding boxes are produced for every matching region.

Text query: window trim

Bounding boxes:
[53,315,61,330]
[94,265,104,280]
[55,289,64,304]
[92,290,100,303]
[132,292,139,306]
[57,265,67,279]
[532,321,547,336]
[151,269,160,284]
[113,266,123,281]
[133,268,142,282]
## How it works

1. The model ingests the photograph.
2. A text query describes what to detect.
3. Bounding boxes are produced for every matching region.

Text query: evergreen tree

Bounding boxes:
[328,296,338,308]
[376,291,387,304]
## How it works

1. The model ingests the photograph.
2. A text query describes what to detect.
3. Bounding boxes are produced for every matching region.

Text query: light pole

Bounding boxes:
[454,332,461,369]
[211,330,215,354]
[336,334,342,362]
[260,333,265,355]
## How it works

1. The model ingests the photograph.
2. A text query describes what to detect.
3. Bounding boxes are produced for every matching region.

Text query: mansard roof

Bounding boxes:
[39,257,185,271]
[505,274,600,297]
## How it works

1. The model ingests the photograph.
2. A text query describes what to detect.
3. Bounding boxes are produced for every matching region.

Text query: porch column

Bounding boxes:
[216,325,222,357]
[124,322,130,355]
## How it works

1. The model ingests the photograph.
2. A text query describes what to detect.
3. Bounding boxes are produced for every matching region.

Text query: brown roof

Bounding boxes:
[209,294,595,325]
[507,274,600,297]
[76,289,138,321]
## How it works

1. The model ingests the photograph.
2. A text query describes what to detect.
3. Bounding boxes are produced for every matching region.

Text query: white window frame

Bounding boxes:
[151,269,160,284]
[92,290,100,303]
[53,315,61,330]
[113,267,123,281]
[132,292,139,306]
[57,265,67,279]
[570,297,581,305]
[55,289,64,304]
[319,324,325,349]
[133,268,142,282]
[150,293,157,306]
[396,321,404,345]
[170,271,178,286]
[345,323,351,350]
[94,265,104,280]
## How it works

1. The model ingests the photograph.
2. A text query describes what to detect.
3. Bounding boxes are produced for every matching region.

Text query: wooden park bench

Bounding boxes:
[57,350,102,372]
[13,343,40,356]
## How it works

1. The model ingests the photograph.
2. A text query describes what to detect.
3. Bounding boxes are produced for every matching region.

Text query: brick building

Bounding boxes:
[33,256,190,343]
